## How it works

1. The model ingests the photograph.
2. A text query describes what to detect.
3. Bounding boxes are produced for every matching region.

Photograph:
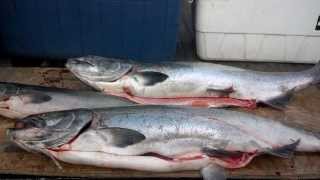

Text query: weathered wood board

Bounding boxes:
[0,67,319,179]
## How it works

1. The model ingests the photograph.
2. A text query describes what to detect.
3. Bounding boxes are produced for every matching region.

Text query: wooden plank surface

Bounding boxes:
[0,67,320,179]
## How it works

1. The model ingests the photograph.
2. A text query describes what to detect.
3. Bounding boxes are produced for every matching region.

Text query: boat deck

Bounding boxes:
[0,66,319,179]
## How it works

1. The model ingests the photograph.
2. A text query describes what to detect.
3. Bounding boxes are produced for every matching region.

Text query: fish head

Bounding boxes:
[7,109,94,152]
[66,56,133,84]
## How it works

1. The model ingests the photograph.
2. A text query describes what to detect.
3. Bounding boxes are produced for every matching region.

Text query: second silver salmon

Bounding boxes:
[0,82,134,119]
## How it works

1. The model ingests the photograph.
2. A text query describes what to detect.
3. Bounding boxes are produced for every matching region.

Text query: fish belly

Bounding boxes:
[48,150,210,172]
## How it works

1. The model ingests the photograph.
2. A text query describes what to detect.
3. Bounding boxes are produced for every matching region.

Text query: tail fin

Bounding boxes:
[308,61,320,85]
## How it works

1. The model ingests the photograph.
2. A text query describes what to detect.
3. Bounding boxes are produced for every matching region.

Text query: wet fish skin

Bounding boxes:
[7,106,320,179]
[0,82,134,119]
[66,56,320,108]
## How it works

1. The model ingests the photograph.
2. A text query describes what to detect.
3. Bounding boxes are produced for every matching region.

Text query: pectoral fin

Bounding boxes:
[20,93,52,104]
[265,139,300,158]
[97,127,146,148]
[201,164,226,180]
[134,71,168,86]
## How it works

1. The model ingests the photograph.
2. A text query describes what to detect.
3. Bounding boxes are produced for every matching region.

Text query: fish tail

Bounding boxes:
[307,61,320,85]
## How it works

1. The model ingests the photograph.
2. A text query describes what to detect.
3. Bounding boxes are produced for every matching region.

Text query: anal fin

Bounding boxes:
[265,139,300,158]
[263,90,294,110]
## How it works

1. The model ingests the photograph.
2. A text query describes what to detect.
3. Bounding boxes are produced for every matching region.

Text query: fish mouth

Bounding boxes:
[0,100,9,109]
[0,99,27,119]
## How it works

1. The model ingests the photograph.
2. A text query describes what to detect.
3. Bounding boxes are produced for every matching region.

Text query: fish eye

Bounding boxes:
[14,121,26,129]
[81,61,96,67]
[17,117,45,129]
[14,120,37,129]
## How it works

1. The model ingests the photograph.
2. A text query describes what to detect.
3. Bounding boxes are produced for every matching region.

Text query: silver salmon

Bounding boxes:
[66,56,320,109]
[0,82,134,119]
[7,106,320,180]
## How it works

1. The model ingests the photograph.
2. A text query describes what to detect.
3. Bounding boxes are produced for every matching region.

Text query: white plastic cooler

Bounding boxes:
[196,0,320,63]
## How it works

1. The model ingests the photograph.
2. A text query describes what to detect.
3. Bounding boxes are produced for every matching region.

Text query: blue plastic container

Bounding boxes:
[0,0,180,61]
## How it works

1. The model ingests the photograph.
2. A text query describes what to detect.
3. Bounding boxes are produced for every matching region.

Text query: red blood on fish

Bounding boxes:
[217,152,258,169]
[47,132,81,152]
[175,155,204,161]
[109,90,257,108]
[191,100,210,107]
[123,86,133,97]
